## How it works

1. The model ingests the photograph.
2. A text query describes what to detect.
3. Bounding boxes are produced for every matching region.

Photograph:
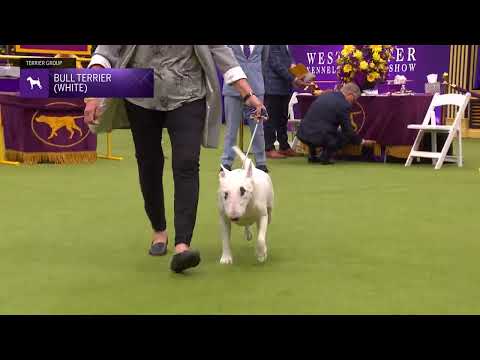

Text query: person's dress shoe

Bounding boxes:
[256,165,269,173]
[308,156,324,163]
[266,150,287,159]
[308,156,335,165]
[219,164,232,173]
[149,239,168,256]
[278,148,301,157]
[170,250,201,273]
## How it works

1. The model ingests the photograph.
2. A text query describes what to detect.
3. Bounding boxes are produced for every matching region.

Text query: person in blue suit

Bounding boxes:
[221,45,270,172]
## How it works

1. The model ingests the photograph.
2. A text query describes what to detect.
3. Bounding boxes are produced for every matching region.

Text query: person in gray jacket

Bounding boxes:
[84,45,265,273]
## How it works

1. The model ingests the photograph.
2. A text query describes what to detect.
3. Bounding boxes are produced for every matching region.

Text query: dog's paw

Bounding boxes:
[220,254,233,264]
[256,246,267,263]
[245,227,253,241]
[257,253,268,263]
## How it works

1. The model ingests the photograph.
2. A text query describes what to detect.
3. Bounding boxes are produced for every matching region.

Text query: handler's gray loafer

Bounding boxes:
[149,241,168,256]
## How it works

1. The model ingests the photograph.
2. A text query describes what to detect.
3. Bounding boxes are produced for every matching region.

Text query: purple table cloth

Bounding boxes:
[296,93,434,146]
[0,93,96,164]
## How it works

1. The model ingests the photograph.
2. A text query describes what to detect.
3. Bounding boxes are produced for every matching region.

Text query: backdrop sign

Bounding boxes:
[289,45,451,93]
[15,45,92,56]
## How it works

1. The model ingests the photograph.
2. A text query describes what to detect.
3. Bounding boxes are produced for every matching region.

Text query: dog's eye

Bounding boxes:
[240,187,246,196]
[224,192,228,200]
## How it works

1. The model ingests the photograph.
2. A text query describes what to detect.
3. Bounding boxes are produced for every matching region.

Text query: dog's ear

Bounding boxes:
[219,165,229,179]
[246,162,253,178]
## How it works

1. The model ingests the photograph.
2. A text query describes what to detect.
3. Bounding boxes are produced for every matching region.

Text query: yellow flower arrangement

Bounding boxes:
[337,45,395,90]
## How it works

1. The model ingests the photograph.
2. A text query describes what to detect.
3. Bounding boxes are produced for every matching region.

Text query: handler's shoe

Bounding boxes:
[278,148,302,157]
[170,250,201,273]
[266,150,287,159]
[256,165,269,173]
[149,239,168,256]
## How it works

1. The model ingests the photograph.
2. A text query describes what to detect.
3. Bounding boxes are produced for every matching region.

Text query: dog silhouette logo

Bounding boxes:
[349,101,366,133]
[34,115,84,140]
[26,76,43,90]
[30,102,91,148]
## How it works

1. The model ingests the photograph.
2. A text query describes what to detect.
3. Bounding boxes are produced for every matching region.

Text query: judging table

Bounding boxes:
[295,93,438,161]
[0,92,96,164]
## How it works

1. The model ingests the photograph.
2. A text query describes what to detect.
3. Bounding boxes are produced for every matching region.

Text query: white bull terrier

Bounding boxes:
[218,146,274,264]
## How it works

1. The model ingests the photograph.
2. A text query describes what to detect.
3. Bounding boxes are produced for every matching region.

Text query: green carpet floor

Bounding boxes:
[2,128,480,314]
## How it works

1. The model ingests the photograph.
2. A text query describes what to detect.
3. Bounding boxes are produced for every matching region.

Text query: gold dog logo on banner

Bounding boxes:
[349,100,366,133]
[35,115,84,140]
[31,102,90,148]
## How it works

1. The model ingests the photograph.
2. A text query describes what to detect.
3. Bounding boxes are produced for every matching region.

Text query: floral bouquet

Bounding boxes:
[336,45,395,90]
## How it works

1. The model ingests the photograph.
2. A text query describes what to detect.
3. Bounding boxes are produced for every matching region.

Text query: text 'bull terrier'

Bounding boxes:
[218,146,274,264]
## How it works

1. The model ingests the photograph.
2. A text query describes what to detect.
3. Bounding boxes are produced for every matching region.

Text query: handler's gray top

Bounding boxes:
[126,45,206,111]
[89,45,245,148]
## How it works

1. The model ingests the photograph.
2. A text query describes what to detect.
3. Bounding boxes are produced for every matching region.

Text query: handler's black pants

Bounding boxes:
[125,99,206,246]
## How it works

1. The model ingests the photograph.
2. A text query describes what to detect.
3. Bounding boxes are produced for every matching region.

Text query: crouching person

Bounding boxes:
[296,82,374,164]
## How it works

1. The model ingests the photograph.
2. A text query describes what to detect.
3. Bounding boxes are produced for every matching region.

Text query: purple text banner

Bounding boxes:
[19,69,154,98]
[289,45,451,93]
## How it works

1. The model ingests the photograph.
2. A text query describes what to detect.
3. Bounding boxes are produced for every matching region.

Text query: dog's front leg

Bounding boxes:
[219,214,233,264]
[67,127,74,139]
[256,214,268,263]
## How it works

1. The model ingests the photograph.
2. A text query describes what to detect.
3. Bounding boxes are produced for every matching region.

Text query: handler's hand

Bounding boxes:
[84,64,106,125]
[293,77,309,88]
[84,98,103,125]
[361,139,376,147]
[246,95,268,122]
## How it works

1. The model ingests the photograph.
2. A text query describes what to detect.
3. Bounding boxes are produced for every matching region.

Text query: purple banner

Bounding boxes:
[19,69,154,98]
[0,78,20,93]
[289,45,451,93]
[0,94,96,155]
[296,94,433,146]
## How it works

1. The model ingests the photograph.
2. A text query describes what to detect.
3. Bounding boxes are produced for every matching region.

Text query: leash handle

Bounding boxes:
[244,107,268,161]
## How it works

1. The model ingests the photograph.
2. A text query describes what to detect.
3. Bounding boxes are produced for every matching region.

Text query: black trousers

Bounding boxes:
[299,131,359,160]
[125,99,206,246]
[264,94,291,151]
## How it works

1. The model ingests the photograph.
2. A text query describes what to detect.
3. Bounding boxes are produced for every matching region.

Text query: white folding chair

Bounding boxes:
[287,91,307,149]
[405,92,471,170]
